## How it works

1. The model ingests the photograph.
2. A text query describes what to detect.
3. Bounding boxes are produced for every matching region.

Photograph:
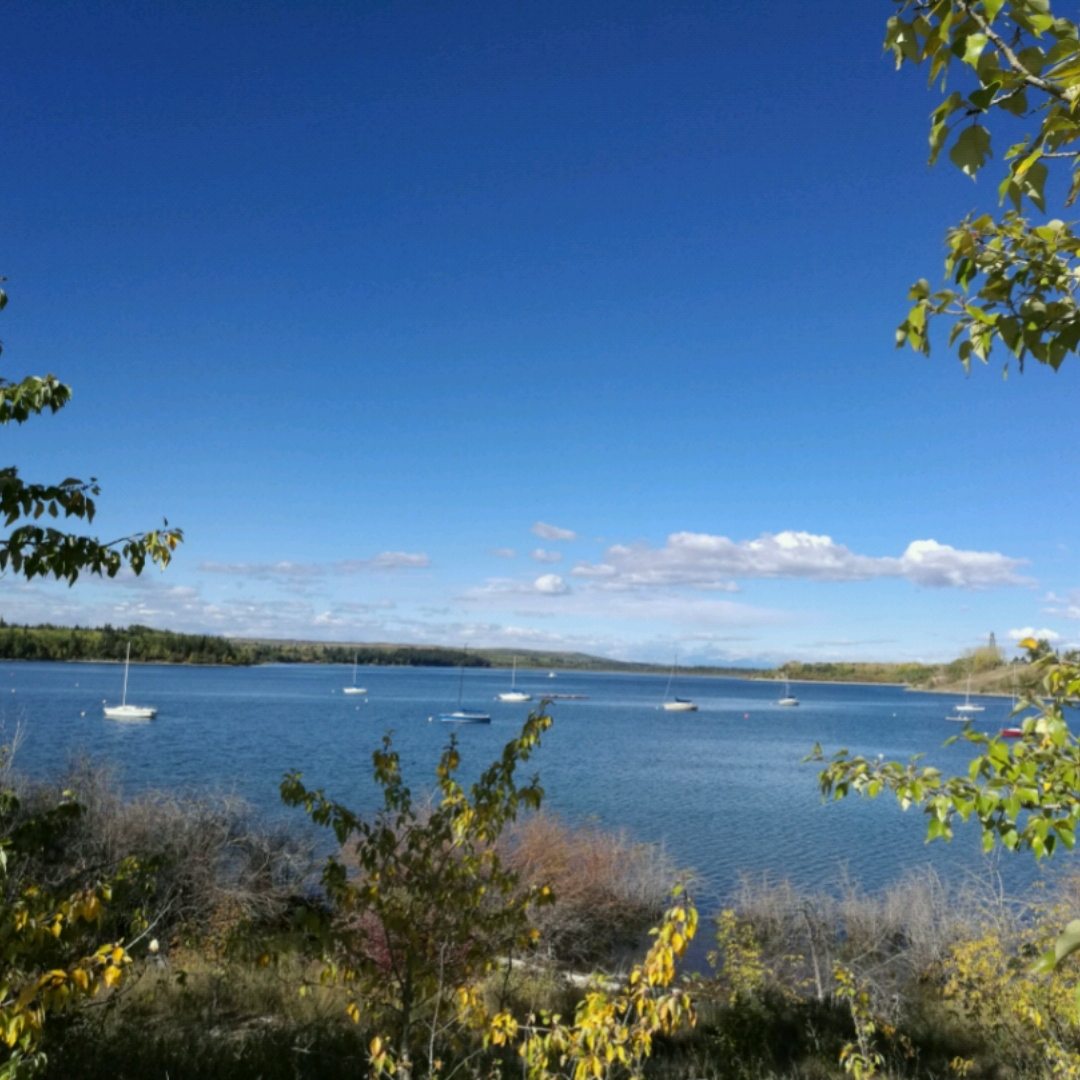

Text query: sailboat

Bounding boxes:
[498,656,531,702]
[662,656,697,712]
[778,679,799,707]
[954,672,985,714]
[343,652,367,695]
[103,644,157,720]
[440,649,491,723]
[1001,673,1024,738]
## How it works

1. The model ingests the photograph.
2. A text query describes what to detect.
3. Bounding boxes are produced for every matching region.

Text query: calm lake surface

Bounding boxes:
[0,662,1055,908]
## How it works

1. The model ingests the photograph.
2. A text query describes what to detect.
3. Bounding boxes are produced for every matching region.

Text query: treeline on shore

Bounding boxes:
[752,660,942,687]
[760,642,1042,694]
[0,621,1040,692]
[0,621,758,673]
[0,622,490,668]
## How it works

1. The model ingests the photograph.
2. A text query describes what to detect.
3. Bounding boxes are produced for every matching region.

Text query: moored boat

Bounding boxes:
[103,644,157,720]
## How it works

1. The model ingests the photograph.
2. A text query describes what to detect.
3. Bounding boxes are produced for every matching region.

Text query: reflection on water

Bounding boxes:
[0,661,1056,911]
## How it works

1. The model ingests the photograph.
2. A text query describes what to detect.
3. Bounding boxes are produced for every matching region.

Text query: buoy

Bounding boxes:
[744,712,749,718]
[80,711,85,717]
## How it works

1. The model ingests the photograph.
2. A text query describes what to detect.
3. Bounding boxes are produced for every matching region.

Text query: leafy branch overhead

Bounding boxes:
[0,282,181,584]
[889,1,1080,371]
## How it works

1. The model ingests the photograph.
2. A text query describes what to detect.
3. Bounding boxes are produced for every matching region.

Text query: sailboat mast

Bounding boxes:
[511,656,517,690]
[458,648,467,708]
[664,656,676,701]
[352,651,358,687]
[122,643,130,707]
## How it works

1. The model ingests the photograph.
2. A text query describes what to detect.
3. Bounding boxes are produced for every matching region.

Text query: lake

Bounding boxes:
[0,661,1054,910]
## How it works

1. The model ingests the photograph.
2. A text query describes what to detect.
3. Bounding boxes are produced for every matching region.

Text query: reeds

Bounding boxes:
[500,812,675,966]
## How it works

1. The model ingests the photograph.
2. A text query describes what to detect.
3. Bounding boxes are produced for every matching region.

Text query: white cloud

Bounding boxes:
[534,574,570,595]
[531,522,577,542]
[896,540,1022,589]
[201,552,429,579]
[531,548,562,564]
[1043,591,1080,620]
[488,548,516,559]
[460,577,787,629]
[1009,626,1061,642]
[571,531,1027,591]
[367,551,430,569]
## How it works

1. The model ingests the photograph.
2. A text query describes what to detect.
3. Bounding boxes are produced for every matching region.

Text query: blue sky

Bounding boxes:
[3,0,1078,665]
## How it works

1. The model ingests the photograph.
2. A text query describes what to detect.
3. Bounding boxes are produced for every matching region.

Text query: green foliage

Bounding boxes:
[0,622,495,668]
[0,283,181,585]
[772,660,941,686]
[281,708,554,1062]
[0,760,133,1079]
[886,1,1080,372]
[810,640,1080,997]
[483,895,697,1080]
[810,645,1080,859]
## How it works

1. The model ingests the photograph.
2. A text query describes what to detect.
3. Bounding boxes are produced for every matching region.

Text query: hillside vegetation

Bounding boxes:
[0,622,1042,694]
[758,644,1040,695]
[0,621,754,673]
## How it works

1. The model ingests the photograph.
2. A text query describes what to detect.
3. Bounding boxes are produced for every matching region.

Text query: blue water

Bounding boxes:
[0,662,1054,908]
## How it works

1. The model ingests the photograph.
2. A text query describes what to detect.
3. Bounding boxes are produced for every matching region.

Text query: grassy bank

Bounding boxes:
[2,748,1076,1079]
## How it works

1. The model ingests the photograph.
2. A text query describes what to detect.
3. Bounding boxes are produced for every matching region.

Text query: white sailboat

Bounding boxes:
[343,652,367,695]
[662,656,697,712]
[440,648,491,723]
[954,673,985,713]
[498,656,531,702]
[778,679,799,707]
[103,644,157,720]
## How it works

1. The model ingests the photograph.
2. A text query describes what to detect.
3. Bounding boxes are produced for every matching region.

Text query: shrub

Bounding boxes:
[2,756,314,952]
[500,813,674,967]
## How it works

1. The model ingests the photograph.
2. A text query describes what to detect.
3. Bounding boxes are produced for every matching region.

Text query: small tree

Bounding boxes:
[281,709,555,1066]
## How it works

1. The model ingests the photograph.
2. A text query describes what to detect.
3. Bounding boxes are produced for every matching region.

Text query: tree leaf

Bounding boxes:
[950,124,992,178]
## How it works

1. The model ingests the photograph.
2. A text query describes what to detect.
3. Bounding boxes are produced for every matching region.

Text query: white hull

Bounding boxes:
[104,704,157,721]
[106,643,155,719]
[343,687,367,695]
[778,697,799,707]
[439,711,491,724]
[498,691,532,702]
[663,701,697,712]
[954,704,984,713]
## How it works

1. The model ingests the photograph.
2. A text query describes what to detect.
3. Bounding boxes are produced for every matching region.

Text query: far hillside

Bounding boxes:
[0,622,1046,694]
[757,642,1041,696]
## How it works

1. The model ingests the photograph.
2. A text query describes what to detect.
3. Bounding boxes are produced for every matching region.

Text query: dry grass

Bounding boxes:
[725,867,1021,1024]
[1,756,316,949]
[501,813,676,967]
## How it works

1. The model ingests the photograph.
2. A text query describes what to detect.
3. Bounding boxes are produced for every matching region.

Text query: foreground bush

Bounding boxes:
[0,753,131,1079]
[501,813,673,967]
[4,756,314,952]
